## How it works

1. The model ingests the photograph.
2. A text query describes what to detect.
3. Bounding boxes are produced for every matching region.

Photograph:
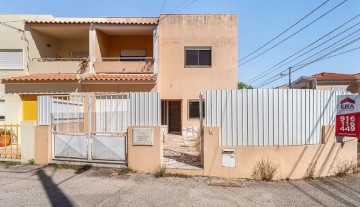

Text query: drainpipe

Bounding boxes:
[89,23,95,74]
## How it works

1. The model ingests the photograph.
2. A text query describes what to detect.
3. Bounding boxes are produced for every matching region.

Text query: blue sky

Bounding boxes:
[1,0,359,88]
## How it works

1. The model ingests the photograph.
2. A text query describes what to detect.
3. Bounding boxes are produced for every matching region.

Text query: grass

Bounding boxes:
[49,163,95,174]
[251,158,278,181]
[332,160,358,177]
[0,161,19,168]
[304,161,317,180]
[153,166,190,178]
[117,167,136,175]
[154,166,167,178]
[28,159,35,165]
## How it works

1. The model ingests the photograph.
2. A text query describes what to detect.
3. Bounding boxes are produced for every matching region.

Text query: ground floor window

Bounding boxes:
[0,99,5,120]
[188,100,205,119]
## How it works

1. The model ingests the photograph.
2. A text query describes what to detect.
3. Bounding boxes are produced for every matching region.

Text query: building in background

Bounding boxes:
[0,14,238,135]
[290,72,360,93]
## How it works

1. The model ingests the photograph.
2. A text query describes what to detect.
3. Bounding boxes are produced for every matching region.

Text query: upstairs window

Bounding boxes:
[120,49,146,61]
[0,49,23,70]
[185,47,211,67]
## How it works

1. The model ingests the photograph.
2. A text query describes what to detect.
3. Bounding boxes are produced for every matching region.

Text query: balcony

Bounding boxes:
[95,57,154,74]
[94,26,155,74]
[27,24,89,74]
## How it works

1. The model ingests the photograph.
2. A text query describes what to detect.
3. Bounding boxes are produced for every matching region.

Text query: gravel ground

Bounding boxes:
[0,164,359,207]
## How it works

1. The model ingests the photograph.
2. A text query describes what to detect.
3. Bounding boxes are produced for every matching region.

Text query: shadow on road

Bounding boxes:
[36,168,73,207]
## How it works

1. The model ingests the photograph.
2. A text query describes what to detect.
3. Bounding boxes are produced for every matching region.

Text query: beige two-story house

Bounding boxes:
[0,14,238,134]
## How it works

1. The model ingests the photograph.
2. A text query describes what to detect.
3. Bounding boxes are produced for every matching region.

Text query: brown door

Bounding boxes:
[168,101,181,133]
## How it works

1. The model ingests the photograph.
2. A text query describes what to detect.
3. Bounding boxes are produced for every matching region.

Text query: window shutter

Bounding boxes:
[0,49,23,70]
[69,51,89,58]
[0,100,5,118]
[120,49,146,57]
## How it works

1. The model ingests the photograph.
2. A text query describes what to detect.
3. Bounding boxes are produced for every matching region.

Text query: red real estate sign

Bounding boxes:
[335,95,360,138]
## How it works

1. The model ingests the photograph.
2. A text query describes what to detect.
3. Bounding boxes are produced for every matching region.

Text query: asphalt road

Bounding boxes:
[0,165,359,207]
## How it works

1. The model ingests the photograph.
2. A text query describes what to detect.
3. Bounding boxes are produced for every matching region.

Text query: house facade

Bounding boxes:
[291,72,360,93]
[0,14,238,134]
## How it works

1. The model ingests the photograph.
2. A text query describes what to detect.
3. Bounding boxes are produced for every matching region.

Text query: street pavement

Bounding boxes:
[0,165,359,207]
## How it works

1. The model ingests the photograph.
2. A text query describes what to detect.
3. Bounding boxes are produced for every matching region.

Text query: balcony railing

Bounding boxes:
[95,57,154,74]
[32,58,87,62]
[29,58,88,74]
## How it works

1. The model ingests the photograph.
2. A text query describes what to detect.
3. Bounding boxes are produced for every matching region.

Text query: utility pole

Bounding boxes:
[288,67,292,89]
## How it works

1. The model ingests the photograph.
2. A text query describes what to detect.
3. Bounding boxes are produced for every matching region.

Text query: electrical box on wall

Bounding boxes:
[222,149,236,168]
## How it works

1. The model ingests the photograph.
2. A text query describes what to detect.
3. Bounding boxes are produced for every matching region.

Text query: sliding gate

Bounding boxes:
[51,94,128,163]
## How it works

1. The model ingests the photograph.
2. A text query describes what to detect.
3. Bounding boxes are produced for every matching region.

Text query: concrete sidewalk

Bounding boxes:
[0,165,359,207]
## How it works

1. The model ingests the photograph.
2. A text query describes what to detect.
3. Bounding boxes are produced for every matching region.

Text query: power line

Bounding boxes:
[238,0,331,63]
[255,35,360,88]
[321,45,360,60]
[160,0,167,14]
[158,0,199,22]
[245,13,360,84]
[239,0,349,66]
[249,19,360,86]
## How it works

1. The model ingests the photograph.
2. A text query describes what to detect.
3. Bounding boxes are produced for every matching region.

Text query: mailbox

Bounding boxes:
[222,149,236,168]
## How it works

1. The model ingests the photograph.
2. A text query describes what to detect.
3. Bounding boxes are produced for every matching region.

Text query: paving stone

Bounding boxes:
[163,134,202,169]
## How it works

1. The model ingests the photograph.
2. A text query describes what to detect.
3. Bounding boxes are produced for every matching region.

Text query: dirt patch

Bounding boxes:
[208,177,245,188]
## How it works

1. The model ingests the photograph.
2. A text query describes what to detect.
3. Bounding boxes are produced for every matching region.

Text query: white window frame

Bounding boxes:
[0,99,5,120]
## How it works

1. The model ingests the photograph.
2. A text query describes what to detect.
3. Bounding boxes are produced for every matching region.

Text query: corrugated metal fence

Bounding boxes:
[205,89,350,146]
[38,92,161,129]
[129,92,161,126]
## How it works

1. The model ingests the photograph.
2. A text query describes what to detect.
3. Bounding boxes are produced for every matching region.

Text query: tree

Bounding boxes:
[238,82,253,89]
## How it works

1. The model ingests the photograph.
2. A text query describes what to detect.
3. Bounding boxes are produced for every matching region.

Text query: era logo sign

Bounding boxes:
[340,98,355,110]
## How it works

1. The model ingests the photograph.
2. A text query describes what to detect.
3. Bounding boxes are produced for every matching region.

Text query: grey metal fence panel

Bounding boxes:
[205,89,351,147]
[37,96,52,126]
[129,92,160,126]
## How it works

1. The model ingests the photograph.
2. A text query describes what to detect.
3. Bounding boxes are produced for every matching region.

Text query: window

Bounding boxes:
[0,100,5,120]
[120,49,146,61]
[188,100,205,119]
[0,49,23,70]
[185,47,211,67]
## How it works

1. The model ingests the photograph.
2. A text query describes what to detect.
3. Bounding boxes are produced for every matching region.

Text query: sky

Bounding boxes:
[1,0,359,88]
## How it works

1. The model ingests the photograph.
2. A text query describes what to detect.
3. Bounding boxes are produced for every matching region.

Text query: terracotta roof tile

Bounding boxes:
[2,74,155,83]
[84,74,155,81]
[2,74,78,82]
[311,72,360,81]
[26,18,158,25]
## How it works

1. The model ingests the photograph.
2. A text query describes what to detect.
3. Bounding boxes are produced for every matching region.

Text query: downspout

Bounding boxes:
[89,23,95,74]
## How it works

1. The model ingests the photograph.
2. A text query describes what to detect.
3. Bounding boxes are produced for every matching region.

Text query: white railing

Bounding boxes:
[96,57,154,61]
[205,89,351,147]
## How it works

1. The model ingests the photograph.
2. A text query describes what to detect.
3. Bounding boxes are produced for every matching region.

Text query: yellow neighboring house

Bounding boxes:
[0,14,238,134]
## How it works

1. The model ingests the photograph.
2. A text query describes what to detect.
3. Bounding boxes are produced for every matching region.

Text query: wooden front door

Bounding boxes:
[168,101,181,133]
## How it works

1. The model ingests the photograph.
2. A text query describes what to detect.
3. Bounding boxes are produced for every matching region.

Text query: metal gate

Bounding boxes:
[51,94,128,163]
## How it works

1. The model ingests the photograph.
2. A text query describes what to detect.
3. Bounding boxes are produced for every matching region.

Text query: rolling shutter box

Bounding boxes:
[120,49,146,57]
[0,49,23,70]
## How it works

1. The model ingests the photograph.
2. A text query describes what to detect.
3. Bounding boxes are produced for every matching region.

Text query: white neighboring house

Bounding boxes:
[290,72,360,93]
